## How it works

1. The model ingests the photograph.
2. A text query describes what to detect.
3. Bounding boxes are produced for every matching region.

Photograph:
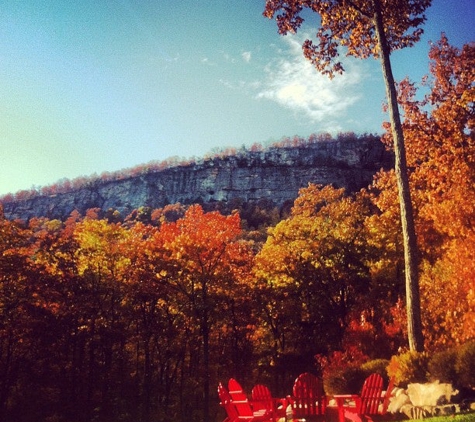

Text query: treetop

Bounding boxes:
[264,0,432,76]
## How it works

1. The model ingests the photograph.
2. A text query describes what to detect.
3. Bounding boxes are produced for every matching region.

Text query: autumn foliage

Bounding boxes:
[264,0,431,75]
[376,35,475,349]
[264,0,431,353]
[0,37,473,422]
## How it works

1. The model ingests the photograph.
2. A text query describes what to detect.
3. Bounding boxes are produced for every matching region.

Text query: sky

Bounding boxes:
[0,0,474,196]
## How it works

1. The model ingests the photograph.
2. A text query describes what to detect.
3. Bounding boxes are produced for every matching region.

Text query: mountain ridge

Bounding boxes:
[1,134,393,221]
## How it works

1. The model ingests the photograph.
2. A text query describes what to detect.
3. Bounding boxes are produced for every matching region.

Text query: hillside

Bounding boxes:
[1,134,393,221]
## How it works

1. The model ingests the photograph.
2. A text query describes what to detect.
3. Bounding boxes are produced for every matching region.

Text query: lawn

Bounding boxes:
[388,414,475,422]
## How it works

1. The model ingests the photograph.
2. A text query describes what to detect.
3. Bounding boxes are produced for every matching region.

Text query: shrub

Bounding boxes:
[317,347,369,395]
[387,351,429,387]
[323,366,368,395]
[428,348,457,384]
[455,341,475,389]
[316,347,369,378]
[360,359,390,383]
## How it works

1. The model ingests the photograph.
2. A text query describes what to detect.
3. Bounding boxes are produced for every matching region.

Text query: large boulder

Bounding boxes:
[407,381,458,407]
[388,387,411,413]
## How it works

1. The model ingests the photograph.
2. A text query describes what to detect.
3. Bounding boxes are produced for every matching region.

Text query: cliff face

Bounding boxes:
[2,137,393,221]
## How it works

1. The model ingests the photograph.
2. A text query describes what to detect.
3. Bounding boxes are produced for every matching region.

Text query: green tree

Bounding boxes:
[254,185,373,366]
[72,218,133,421]
[263,0,431,351]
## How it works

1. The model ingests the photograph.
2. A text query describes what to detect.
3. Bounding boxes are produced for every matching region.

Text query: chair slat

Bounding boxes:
[290,372,326,419]
[226,378,273,422]
[341,374,394,422]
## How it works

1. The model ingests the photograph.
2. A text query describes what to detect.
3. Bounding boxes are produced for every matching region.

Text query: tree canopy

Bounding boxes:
[264,0,431,75]
[264,0,433,351]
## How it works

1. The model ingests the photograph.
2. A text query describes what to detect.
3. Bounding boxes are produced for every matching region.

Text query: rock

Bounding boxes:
[407,381,458,408]
[2,136,393,221]
[388,390,411,413]
[400,404,416,419]
[433,404,456,416]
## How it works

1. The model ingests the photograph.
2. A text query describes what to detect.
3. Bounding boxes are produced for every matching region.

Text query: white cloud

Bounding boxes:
[256,33,366,125]
[200,57,218,66]
[242,51,252,63]
[219,79,237,90]
[223,52,236,63]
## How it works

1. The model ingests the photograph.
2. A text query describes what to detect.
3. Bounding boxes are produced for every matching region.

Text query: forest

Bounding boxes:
[0,37,473,422]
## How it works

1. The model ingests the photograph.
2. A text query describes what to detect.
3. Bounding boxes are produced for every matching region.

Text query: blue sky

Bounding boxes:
[0,0,473,196]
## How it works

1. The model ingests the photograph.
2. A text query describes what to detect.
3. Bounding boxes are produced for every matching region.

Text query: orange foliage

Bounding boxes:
[264,0,431,76]
[375,36,474,350]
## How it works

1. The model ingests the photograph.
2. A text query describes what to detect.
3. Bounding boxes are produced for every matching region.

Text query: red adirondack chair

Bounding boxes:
[288,372,327,421]
[333,374,394,422]
[218,382,239,422]
[251,384,287,421]
[226,378,273,422]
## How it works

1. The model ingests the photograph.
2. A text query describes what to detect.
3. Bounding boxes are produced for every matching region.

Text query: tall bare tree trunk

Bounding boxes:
[373,0,424,352]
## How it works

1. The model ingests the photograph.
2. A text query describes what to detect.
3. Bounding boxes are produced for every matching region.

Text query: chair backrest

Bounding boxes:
[359,373,384,415]
[251,384,274,412]
[218,382,238,421]
[291,372,326,417]
[228,378,248,401]
[228,378,254,417]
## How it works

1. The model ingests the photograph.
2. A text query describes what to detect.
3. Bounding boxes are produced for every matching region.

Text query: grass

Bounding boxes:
[423,415,475,422]
[387,413,475,422]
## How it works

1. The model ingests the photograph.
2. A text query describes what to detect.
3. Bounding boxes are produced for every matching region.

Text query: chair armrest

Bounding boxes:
[333,395,361,411]
[275,397,288,408]
[332,395,360,422]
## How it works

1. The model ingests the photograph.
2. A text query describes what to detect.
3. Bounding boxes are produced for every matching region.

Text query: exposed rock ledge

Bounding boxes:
[2,137,393,221]
[389,381,475,420]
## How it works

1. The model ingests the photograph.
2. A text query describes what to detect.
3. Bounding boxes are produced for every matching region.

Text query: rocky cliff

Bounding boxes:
[2,136,393,221]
